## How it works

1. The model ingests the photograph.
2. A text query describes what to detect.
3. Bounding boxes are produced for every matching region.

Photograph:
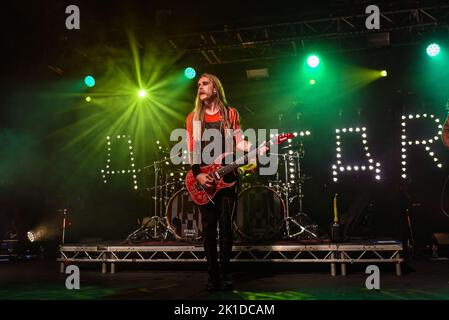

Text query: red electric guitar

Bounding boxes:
[185,132,294,205]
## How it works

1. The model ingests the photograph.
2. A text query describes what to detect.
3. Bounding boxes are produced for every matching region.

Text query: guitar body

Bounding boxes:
[185,133,293,206]
[185,163,237,206]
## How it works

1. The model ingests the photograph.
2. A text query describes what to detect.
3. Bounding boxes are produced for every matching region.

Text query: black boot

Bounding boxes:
[219,237,234,291]
[218,197,234,291]
[204,237,220,291]
[219,271,233,291]
[207,275,220,291]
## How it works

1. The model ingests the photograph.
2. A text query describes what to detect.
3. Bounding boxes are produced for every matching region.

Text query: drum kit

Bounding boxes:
[126,139,319,244]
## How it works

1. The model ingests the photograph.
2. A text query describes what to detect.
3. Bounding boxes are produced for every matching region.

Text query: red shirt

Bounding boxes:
[185,107,243,154]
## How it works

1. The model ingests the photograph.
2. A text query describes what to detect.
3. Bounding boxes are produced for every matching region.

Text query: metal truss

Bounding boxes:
[105,245,206,263]
[58,241,403,276]
[155,5,449,64]
[337,243,404,276]
[58,245,108,262]
[231,245,338,263]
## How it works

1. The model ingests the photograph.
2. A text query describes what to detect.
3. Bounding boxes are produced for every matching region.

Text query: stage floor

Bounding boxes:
[0,257,448,300]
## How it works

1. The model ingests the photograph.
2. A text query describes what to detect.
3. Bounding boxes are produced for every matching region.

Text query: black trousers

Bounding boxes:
[200,187,237,281]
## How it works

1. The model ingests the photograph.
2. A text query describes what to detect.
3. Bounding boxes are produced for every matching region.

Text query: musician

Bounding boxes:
[185,73,255,291]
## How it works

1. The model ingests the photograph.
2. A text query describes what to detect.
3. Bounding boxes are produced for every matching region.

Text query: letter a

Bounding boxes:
[365,5,380,30]
[65,265,80,289]
[66,5,80,30]
[365,265,380,290]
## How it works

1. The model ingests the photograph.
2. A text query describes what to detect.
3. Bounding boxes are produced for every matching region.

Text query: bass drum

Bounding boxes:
[166,189,202,241]
[233,186,285,242]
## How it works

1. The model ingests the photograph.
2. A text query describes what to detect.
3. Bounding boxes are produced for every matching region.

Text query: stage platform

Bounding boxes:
[58,239,404,276]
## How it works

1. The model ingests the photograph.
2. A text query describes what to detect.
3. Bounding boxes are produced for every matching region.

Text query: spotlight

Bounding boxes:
[27,231,35,242]
[85,96,92,102]
[307,55,320,68]
[84,75,95,87]
[309,79,316,85]
[184,67,196,79]
[26,228,46,242]
[426,43,441,57]
[138,89,147,98]
[380,70,388,77]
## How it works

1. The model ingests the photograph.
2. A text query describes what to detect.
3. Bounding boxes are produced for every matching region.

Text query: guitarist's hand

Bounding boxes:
[259,146,269,156]
[196,173,213,188]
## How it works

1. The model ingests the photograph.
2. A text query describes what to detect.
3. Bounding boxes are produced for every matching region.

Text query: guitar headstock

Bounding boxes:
[273,132,295,145]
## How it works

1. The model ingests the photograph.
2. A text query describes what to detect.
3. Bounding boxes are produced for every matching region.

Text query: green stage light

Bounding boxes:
[309,79,316,85]
[138,89,147,98]
[184,67,196,79]
[84,75,95,87]
[426,43,441,57]
[380,70,388,77]
[85,96,92,102]
[307,55,320,68]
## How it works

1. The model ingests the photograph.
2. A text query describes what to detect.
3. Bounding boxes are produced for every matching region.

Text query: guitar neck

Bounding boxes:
[217,140,272,178]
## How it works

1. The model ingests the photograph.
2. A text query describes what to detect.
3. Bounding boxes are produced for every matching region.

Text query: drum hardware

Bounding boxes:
[144,149,186,218]
[129,163,165,243]
[270,152,318,239]
[137,149,186,242]
[126,215,171,243]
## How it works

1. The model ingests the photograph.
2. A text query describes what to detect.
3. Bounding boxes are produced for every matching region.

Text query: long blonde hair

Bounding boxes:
[192,73,231,132]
